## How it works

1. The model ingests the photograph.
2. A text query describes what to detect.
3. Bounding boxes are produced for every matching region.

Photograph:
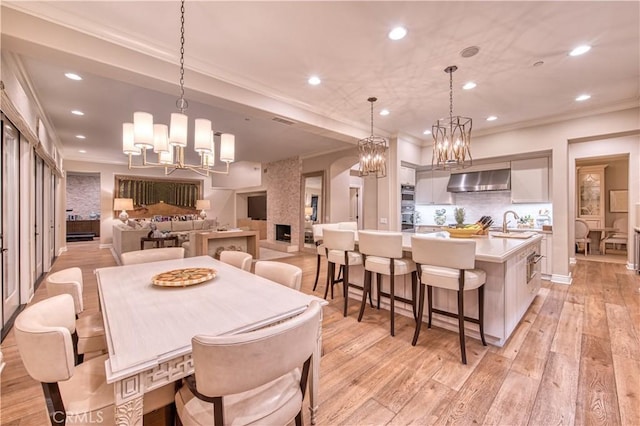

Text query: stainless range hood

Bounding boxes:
[447,168,511,192]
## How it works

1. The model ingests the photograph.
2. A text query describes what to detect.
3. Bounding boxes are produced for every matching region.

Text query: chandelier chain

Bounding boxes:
[370,99,374,136]
[177,0,187,112]
[449,68,454,122]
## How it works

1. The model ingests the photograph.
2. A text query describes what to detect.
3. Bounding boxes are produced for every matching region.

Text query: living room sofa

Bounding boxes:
[112,219,213,261]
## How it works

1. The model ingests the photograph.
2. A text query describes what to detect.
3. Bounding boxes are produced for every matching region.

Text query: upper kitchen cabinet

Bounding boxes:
[415,170,453,204]
[511,157,550,203]
[400,166,416,186]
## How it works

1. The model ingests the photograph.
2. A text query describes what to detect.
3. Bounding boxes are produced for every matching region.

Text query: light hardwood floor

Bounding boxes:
[1,241,639,425]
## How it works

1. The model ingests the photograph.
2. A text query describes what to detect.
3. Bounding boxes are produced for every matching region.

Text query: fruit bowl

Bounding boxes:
[441,226,481,238]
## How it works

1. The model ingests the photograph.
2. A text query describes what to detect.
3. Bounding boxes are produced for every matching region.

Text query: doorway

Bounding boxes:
[301,172,324,249]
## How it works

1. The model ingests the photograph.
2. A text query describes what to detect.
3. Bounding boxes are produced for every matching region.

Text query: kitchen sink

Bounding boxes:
[490,231,537,239]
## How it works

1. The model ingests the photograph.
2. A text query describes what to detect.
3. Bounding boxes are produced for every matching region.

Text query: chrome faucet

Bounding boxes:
[502,210,520,233]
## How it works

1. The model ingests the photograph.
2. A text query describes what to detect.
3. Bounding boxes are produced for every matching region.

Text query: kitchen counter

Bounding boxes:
[349,230,543,347]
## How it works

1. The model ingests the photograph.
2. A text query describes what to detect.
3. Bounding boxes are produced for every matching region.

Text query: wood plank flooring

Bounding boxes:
[1,241,639,425]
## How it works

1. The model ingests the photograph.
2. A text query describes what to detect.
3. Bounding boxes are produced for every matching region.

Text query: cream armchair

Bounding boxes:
[601,217,628,254]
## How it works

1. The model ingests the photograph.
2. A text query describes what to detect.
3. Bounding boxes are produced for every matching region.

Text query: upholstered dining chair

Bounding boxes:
[45,267,105,364]
[323,228,363,317]
[219,250,253,272]
[601,217,628,254]
[120,247,185,265]
[254,261,303,291]
[575,219,592,256]
[411,236,487,364]
[14,294,176,425]
[357,230,417,336]
[175,301,322,426]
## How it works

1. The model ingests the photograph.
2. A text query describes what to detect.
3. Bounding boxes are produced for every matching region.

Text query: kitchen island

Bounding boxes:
[349,231,543,347]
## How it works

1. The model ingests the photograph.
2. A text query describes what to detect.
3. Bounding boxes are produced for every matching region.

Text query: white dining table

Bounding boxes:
[95,255,325,425]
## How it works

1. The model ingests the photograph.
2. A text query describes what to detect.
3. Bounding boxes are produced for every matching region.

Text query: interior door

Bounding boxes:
[349,186,362,229]
[1,118,20,329]
[34,155,44,280]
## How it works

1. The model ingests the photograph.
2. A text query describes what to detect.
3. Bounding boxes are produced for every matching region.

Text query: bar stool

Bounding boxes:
[411,235,487,364]
[323,228,363,317]
[357,231,417,336]
[311,223,339,291]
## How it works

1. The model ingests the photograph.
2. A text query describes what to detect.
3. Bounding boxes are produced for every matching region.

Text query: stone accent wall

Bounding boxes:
[265,157,301,248]
[66,174,100,219]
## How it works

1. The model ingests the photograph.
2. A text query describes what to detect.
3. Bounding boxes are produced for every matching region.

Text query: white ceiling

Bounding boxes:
[1,1,638,169]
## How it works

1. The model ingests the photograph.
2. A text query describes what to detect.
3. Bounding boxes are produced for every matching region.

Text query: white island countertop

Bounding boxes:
[401,232,543,263]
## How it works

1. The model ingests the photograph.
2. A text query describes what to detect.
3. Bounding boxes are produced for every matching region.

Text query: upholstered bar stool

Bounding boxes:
[323,228,363,317]
[219,250,253,272]
[46,267,106,364]
[255,261,303,291]
[357,231,417,336]
[311,223,339,291]
[411,236,487,364]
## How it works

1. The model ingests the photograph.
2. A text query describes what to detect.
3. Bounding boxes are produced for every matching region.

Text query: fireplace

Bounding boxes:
[275,224,291,243]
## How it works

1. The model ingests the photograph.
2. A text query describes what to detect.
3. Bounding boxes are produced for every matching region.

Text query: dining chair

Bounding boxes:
[311,223,339,291]
[411,236,487,364]
[14,294,176,425]
[254,260,302,291]
[175,300,322,426]
[575,219,591,256]
[323,228,363,317]
[121,247,185,265]
[357,231,417,336]
[45,267,106,364]
[601,217,628,254]
[219,250,253,272]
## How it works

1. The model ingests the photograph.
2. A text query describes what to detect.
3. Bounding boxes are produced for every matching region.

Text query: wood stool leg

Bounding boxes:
[342,262,349,317]
[358,269,371,322]
[376,273,382,309]
[390,273,395,336]
[412,282,425,346]
[324,262,333,300]
[457,290,467,365]
[478,286,487,346]
[427,285,433,328]
[312,254,321,291]
[411,271,418,321]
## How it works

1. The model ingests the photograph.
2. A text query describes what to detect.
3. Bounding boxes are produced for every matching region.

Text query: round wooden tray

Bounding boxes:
[442,227,481,238]
[152,267,216,287]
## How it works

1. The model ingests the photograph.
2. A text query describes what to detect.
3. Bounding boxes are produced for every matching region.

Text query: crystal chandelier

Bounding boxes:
[432,65,472,170]
[358,97,388,178]
[122,0,235,177]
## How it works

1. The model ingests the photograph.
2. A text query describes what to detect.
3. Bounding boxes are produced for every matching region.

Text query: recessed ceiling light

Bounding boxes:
[379,109,390,116]
[65,72,82,81]
[569,45,591,56]
[71,110,84,116]
[78,150,87,154]
[486,115,498,121]
[75,135,86,139]
[463,82,477,90]
[575,94,591,101]
[308,76,321,86]
[388,26,407,41]
[423,130,431,135]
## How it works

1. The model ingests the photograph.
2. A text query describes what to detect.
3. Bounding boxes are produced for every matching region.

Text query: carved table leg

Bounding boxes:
[115,375,144,426]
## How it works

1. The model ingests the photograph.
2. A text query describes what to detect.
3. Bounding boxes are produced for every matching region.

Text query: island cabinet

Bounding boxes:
[510,157,550,203]
[415,171,453,205]
[346,233,543,347]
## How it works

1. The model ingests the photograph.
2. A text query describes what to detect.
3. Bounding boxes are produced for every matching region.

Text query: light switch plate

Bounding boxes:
[380,218,388,224]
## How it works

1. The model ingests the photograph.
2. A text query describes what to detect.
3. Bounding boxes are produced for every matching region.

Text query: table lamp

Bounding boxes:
[305,206,313,221]
[113,198,134,223]
[196,199,211,219]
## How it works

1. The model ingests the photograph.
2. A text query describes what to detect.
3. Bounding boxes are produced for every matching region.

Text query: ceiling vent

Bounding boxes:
[272,117,296,126]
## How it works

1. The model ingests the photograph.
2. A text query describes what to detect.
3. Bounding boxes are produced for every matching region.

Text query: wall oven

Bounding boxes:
[400,185,415,231]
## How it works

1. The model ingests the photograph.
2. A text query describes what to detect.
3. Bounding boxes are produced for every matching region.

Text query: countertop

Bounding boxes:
[401,231,543,263]
[414,224,553,234]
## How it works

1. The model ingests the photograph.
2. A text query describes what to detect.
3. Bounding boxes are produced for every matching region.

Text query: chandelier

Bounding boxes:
[358,97,388,178]
[122,0,235,177]
[432,65,472,170]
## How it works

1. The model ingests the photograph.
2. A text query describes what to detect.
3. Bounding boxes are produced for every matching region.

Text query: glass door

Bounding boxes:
[1,116,21,331]
[34,154,44,280]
